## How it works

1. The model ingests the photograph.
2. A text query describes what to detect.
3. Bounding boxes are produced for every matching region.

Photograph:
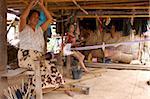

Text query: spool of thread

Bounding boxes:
[88,53,92,63]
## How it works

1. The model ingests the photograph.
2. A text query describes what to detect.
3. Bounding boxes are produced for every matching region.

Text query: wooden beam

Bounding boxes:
[46,0,104,2]
[48,6,150,10]
[72,1,149,6]
[77,15,150,18]
[85,63,150,71]
[19,0,28,5]
[77,10,149,15]
[7,3,26,8]
[46,0,149,3]
[7,0,22,3]
[83,1,150,7]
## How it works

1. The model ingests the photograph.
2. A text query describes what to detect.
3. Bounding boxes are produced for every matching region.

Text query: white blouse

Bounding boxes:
[19,25,45,52]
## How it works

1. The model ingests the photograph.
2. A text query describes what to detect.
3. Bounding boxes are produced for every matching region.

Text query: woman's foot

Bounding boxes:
[64,90,75,97]
[84,69,90,73]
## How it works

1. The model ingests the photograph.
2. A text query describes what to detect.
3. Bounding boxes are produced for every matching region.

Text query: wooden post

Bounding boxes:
[66,56,71,78]
[0,0,7,71]
[35,60,43,99]
[0,0,8,98]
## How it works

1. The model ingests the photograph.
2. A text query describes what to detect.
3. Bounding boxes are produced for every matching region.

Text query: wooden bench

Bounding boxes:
[1,68,27,78]
[1,61,43,99]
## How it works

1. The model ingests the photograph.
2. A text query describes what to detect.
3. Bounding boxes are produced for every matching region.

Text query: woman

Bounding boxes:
[104,25,138,63]
[64,24,89,73]
[18,0,65,93]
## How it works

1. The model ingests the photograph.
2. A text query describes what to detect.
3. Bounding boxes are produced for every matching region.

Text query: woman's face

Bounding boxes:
[69,25,75,33]
[29,12,39,26]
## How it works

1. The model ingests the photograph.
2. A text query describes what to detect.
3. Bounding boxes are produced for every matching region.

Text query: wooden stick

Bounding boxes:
[86,63,150,71]
[43,86,89,95]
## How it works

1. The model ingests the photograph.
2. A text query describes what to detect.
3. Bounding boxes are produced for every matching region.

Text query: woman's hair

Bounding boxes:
[28,9,40,19]
[27,9,40,23]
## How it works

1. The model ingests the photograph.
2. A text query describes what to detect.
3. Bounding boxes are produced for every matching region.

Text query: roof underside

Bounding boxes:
[7,0,150,18]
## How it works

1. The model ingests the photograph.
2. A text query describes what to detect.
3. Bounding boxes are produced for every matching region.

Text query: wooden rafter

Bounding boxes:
[48,6,150,10]
[6,0,150,17]
[75,1,149,7]
[19,0,28,5]
[77,10,149,15]
[46,0,103,2]
[7,0,23,3]
[46,0,148,3]
[7,3,25,8]
[77,15,150,18]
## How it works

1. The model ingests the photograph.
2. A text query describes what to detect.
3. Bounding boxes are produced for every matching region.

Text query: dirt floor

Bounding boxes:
[0,68,150,99]
[44,69,150,99]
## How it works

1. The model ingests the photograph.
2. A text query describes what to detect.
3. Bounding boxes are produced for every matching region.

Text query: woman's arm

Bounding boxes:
[38,0,53,32]
[19,0,38,32]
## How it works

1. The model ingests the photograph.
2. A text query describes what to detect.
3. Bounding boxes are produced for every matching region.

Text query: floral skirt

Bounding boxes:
[18,49,65,92]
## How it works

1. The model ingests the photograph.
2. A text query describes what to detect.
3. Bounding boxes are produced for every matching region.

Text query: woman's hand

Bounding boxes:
[38,0,53,32]
[39,0,44,4]
[38,0,44,7]
[19,0,38,32]
[29,0,38,9]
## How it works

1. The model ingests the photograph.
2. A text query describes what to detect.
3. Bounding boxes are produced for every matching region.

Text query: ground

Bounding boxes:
[0,69,150,99]
[44,69,150,99]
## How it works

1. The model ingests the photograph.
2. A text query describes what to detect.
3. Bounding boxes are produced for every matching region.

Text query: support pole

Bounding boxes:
[35,60,43,99]
[0,0,7,72]
[66,56,71,78]
[0,1,8,98]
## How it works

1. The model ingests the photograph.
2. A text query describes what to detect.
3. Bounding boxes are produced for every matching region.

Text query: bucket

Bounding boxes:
[72,67,82,79]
